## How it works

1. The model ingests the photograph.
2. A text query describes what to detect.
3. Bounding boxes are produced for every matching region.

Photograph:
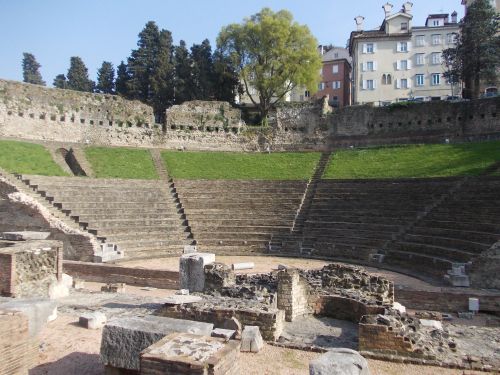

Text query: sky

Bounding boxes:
[0,0,465,86]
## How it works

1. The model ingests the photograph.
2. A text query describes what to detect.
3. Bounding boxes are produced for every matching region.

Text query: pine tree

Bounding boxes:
[212,49,240,103]
[96,61,115,94]
[115,61,130,97]
[53,74,67,89]
[66,56,94,92]
[22,52,45,86]
[174,40,194,104]
[191,39,215,100]
[443,0,499,98]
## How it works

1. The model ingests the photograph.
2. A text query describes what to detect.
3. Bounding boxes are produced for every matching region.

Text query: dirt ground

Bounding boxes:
[28,256,496,374]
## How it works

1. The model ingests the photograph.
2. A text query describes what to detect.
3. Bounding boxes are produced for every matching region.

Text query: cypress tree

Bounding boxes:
[212,49,240,103]
[22,52,45,86]
[96,61,115,94]
[67,56,94,92]
[53,74,67,89]
[115,61,130,97]
[191,39,215,100]
[174,40,194,104]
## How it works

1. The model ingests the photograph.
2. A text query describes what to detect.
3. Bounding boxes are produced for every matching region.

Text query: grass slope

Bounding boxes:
[162,151,320,180]
[324,141,500,179]
[85,147,158,179]
[0,140,68,176]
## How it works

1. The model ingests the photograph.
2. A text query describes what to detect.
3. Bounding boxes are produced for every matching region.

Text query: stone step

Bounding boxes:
[189,219,293,227]
[59,202,173,210]
[24,175,162,186]
[116,238,191,250]
[51,195,167,203]
[120,247,183,260]
[100,227,190,238]
[419,219,500,233]
[394,241,475,263]
[87,218,182,228]
[304,215,414,226]
[302,221,401,232]
[75,213,182,221]
[402,234,491,253]
[196,238,270,247]
[410,226,500,243]
[303,235,386,248]
[194,232,273,241]
[192,226,291,234]
[196,245,268,255]
[383,250,452,277]
[70,207,180,216]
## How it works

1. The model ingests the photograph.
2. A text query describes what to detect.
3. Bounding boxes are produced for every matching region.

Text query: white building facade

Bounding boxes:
[349,2,461,105]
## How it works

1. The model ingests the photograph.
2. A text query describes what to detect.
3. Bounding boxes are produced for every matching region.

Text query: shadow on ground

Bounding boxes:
[30,352,103,375]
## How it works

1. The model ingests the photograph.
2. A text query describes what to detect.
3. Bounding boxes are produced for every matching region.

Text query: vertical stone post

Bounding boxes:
[277,269,312,322]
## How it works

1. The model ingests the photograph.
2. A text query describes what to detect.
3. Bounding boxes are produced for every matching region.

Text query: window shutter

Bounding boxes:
[407,80,412,88]
[373,61,378,71]
[373,81,377,89]
[397,42,401,52]
[362,44,367,54]
[362,80,367,90]
[407,42,412,51]
[396,79,401,89]
[407,60,412,70]
[396,60,401,70]
[362,63,366,72]
[373,43,377,52]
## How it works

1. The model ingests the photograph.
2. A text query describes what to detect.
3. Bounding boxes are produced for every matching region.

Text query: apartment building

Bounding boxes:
[349,2,461,105]
[314,47,352,107]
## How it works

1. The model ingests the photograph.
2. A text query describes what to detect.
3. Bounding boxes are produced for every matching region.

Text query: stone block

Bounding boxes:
[212,328,236,340]
[61,273,73,288]
[179,252,215,292]
[309,348,370,375]
[240,326,264,353]
[101,283,126,293]
[183,245,197,254]
[73,279,85,289]
[0,298,58,337]
[94,243,124,263]
[140,332,240,375]
[163,295,203,305]
[222,317,242,336]
[176,289,189,295]
[79,312,107,329]
[1,231,51,241]
[100,315,214,371]
[420,319,443,331]
[48,281,69,299]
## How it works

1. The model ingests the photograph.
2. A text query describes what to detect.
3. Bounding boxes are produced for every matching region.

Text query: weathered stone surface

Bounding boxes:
[79,311,106,329]
[309,348,370,375]
[1,231,51,241]
[204,262,235,291]
[0,298,58,337]
[179,252,215,292]
[222,317,242,337]
[241,325,264,353]
[100,315,213,371]
[101,283,126,293]
[163,294,203,305]
[48,281,69,299]
[212,328,236,340]
[420,319,443,331]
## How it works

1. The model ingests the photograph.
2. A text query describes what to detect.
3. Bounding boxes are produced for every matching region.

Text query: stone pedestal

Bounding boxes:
[309,348,370,375]
[140,332,240,375]
[179,253,215,292]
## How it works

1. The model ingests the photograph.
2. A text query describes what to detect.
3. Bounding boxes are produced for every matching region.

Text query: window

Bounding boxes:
[401,79,408,89]
[332,81,341,89]
[382,74,392,85]
[367,80,374,90]
[401,22,408,31]
[433,20,440,26]
[386,74,392,85]
[332,64,339,74]
[305,90,310,98]
[367,61,374,71]
[366,43,374,53]
[416,53,425,65]
[334,53,339,58]
[432,52,442,65]
[447,33,457,44]
[382,74,387,85]
[432,73,441,85]
[400,60,408,70]
[432,34,441,45]
[416,74,424,86]
[398,41,408,52]
[318,82,326,90]
[415,35,425,47]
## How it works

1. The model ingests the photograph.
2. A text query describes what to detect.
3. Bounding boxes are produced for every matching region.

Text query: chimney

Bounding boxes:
[383,3,394,19]
[355,16,365,31]
[403,2,413,14]
[451,11,458,23]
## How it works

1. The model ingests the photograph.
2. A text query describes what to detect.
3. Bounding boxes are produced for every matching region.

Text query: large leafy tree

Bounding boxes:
[217,8,321,121]
[96,61,115,94]
[66,56,94,92]
[174,40,194,104]
[115,61,130,97]
[443,0,499,99]
[22,52,45,86]
[53,74,67,89]
[191,39,215,100]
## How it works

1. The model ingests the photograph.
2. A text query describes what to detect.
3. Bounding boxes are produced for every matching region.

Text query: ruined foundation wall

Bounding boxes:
[1,79,499,151]
[277,269,313,322]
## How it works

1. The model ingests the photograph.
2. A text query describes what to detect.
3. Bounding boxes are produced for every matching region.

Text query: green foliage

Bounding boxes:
[212,49,241,103]
[0,140,67,176]
[53,74,67,89]
[162,151,320,180]
[115,61,130,97]
[96,61,115,94]
[190,39,215,100]
[174,40,194,104]
[85,147,158,179]
[324,141,500,179]
[217,8,322,119]
[443,0,499,99]
[67,56,95,92]
[22,53,45,86]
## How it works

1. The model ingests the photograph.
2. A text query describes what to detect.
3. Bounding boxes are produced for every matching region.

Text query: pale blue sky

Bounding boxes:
[0,0,464,85]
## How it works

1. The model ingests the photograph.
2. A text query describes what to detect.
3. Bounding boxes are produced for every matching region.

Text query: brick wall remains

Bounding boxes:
[0,309,34,375]
[277,269,313,322]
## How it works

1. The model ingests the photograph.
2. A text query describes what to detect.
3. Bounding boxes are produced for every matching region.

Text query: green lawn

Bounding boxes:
[0,140,68,176]
[162,151,320,180]
[324,141,500,179]
[85,147,158,179]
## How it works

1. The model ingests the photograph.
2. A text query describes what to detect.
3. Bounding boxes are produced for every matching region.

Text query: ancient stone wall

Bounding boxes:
[0,240,62,298]
[0,309,33,375]
[277,269,313,322]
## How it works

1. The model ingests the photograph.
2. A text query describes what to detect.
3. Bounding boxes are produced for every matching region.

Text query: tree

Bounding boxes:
[443,0,499,99]
[191,39,215,100]
[217,8,322,122]
[174,40,194,104]
[212,49,240,103]
[22,52,45,86]
[127,21,175,119]
[66,56,94,92]
[53,74,67,89]
[115,61,130,97]
[96,61,115,94]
